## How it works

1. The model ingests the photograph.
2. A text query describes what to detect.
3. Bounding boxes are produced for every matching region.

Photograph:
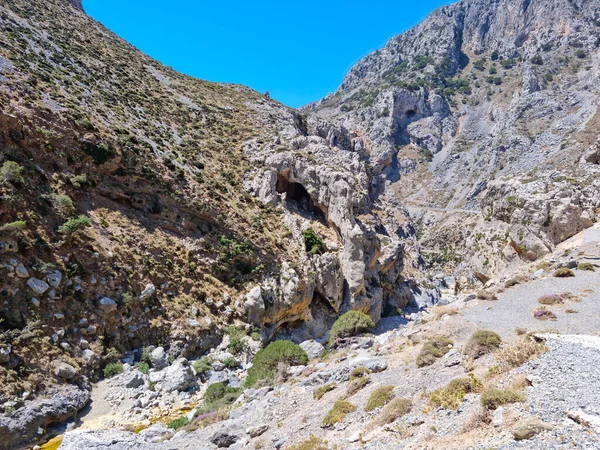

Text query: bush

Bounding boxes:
[533,309,557,321]
[103,362,124,378]
[225,325,247,355]
[193,356,212,377]
[530,54,543,65]
[416,336,453,367]
[203,382,241,411]
[167,416,189,429]
[538,294,563,305]
[428,374,483,409]
[313,383,336,400]
[58,215,91,236]
[245,340,308,387]
[137,362,150,374]
[578,263,595,271]
[286,435,328,450]
[365,385,395,412]
[553,268,574,277]
[463,330,501,357]
[346,376,369,396]
[0,161,24,185]
[495,338,548,372]
[328,311,374,346]
[575,49,586,59]
[373,398,412,426]
[322,398,356,428]
[480,388,526,410]
[303,228,323,254]
[53,194,75,217]
[223,357,238,369]
[1,220,26,233]
[69,174,88,188]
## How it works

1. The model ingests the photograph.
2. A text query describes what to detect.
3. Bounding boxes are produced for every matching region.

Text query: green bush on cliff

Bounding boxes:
[328,311,374,346]
[244,340,308,387]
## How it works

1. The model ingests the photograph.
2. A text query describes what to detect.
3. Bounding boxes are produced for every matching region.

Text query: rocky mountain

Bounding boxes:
[0,0,599,448]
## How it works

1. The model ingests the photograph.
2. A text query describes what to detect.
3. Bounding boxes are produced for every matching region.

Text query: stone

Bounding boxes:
[97,296,117,312]
[148,358,195,392]
[150,346,169,370]
[348,357,387,373]
[299,340,325,359]
[246,424,268,437]
[210,431,239,448]
[139,283,156,301]
[0,345,11,364]
[512,417,553,440]
[492,407,504,427]
[47,270,62,288]
[31,298,40,307]
[54,362,76,380]
[82,349,96,362]
[27,278,49,295]
[15,263,29,278]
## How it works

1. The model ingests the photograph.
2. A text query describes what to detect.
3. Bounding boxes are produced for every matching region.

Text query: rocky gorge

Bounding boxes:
[1,0,600,448]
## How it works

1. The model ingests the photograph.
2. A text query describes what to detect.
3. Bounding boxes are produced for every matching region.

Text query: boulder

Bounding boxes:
[246,424,268,438]
[139,283,156,301]
[299,340,325,359]
[15,263,29,278]
[210,430,239,448]
[148,358,195,392]
[53,362,76,380]
[150,347,169,370]
[0,345,11,364]
[512,417,553,440]
[348,356,387,373]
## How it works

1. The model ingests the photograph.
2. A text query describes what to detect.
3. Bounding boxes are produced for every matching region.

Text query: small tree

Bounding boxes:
[0,161,24,185]
[328,311,374,346]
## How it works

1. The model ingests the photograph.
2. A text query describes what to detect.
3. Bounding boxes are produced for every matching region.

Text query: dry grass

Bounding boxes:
[313,383,336,400]
[480,388,527,410]
[495,338,548,372]
[322,398,356,428]
[477,289,498,300]
[285,435,328,450]
[461,408,492,432]
[428,374,483,410]
[372,398,413,427]
[416,336,453,368]
[429,306,459,320]
[553,268,575,277]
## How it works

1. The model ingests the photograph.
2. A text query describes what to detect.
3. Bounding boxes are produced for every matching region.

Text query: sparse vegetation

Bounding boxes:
[167,416,189,429]
[480,388,527,410]
[285,435,328,450]
[103,362,124,378]
[202,382,241,412]
[193,357,212,377]
[553,268,575,277]
[303,228,323,254]
[428,374,482,409]
[416,336,453,367]
[245,340,308,387]
[365,385,395,412]
[373,397,412,426]
[328,311,374,346]
[463,330,501,357]
[495,338,548,372]
[58,215,91,236]
[322,398,356,427]
[313,383,336,400]
[577,263,595,271]
[0,161,24,185]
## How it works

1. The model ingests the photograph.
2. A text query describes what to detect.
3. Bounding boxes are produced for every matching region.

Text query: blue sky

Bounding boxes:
[83,0,451,108]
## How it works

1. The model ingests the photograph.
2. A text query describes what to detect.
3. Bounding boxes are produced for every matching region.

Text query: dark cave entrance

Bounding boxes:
[276,174,327,222]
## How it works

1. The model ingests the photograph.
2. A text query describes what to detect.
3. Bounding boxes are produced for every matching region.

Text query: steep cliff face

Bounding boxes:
[306,0,600,280]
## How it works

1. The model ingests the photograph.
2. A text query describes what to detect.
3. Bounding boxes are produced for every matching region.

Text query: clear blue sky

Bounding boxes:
[83,0,451,108]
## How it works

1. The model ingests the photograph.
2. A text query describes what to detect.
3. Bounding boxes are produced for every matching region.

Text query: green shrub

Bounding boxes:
[245,340,308,387]
[58,215,91,236]
[313,383,336,400]
[285,435,328,450]
[140,347,152,365]
[346,376,369,396]
[575,49,586,59]
[480,388,526,410]
[530,54,543,65]
[428,374,482,409]
[167,416,189,430]
[322,398,356,427]
[193,356,212,377]
[1,220,26,233]
[69,174,88,188]
[223,357,238,369]
[203,382,241,411]
[577,263,595,272]
[82,141,116,165]
[328,311,374,346]
[349,366,370,381]
[365,385,395,412]
[553,268,575,278]
[0,161,24,185]
[416,336,453,367]
[137,362,150,374]
[463,330,501,357]
[225,325,247,355]
[103,362,124,378]
[303,228,323,254]
[373,397,412,426]
[53,194,75,217]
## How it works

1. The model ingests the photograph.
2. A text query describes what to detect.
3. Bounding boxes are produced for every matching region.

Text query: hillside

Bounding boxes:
[0,0,599,448]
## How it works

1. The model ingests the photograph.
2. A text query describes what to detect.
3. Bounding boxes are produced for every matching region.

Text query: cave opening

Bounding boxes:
[276,174,327,222]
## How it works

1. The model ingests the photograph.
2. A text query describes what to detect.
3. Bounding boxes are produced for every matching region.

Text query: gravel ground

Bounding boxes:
[461,270,600,340]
